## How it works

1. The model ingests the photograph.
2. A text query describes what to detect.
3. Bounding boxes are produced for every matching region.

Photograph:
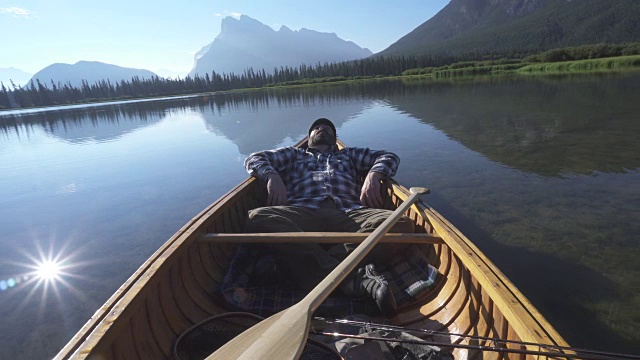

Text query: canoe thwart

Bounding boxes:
[198,232,444,244]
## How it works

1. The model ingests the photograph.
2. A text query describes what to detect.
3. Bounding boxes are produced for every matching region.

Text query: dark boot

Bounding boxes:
[356,264,397,316]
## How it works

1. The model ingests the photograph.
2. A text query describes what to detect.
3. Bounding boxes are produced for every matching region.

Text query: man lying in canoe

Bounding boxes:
[243,118,414,316]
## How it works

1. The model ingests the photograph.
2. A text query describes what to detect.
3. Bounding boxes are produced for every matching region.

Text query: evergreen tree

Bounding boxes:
[0,83,9,109]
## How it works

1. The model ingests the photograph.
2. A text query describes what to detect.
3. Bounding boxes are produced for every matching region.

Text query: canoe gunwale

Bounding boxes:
[54,176,260,359]
[54,136,571,359]
[389,180,571,352]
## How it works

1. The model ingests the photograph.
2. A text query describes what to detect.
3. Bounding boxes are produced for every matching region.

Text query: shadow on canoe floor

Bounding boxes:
[425,192,640,354]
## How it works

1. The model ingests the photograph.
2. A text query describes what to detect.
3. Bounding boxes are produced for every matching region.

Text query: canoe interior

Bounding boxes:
[55,146,570,360]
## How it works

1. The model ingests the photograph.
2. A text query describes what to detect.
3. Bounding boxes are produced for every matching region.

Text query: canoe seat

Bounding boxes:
[199,232,445,244]
[218,244,439,318]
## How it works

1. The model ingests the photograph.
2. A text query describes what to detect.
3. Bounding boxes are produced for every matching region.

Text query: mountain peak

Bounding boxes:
[28,61,157,88]
[0,67,33,87]
[190,16,372,76]
[220,14,272,34]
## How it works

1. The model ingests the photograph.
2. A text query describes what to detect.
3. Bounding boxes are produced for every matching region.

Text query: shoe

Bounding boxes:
[356,264,397,316]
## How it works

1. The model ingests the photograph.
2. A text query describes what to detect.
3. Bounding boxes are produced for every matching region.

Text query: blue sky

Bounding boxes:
[1,0,449,76]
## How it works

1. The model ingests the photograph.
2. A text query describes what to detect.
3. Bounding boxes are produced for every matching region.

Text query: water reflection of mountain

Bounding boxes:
[384,74,640,177]
[2,74,637,176]
[192,76,640,176]
[197,89,370,155]
[0,90,370,150]
[0,102,171,143]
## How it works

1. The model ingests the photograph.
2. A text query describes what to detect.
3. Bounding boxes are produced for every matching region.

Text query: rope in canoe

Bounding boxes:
[312,317,640,360]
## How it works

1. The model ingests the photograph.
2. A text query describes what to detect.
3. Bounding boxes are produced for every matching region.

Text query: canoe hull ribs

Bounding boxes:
[55,143,569,359]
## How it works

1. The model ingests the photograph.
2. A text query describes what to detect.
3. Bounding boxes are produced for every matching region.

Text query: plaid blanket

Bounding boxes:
[380,249,439,305]
[219,244,439,317]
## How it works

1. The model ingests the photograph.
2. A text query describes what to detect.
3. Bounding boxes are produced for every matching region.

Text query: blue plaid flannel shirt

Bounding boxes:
[244,144,400,211]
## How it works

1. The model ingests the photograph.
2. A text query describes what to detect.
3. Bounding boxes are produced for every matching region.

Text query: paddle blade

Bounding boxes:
[207,306,311,360]
[409,187,429,195]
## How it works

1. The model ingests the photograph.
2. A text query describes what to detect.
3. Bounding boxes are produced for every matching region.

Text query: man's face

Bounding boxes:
[308,123,335,147]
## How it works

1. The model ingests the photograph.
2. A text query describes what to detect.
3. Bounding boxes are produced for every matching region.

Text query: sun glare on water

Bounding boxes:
[0,239,89,316]
[35,260,62,281]
[1,254,73,296]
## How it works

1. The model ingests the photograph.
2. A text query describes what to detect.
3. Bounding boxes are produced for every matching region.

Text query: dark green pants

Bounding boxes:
[244,198,414,291]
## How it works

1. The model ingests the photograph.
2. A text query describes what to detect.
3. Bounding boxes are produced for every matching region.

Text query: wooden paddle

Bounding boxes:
[207,186,430,360]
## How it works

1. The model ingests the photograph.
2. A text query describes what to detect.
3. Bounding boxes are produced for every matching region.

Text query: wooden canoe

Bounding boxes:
[55,139,571,360]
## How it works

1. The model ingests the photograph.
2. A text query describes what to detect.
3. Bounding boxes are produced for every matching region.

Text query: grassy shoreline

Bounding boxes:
[405,55,640,78]
[517,55,640,73]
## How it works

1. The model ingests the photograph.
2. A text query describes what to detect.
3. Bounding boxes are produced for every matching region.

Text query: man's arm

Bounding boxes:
[244,147,297,206]
[346,148,400,208]
[361,171,385,208]
[265,173,287,206]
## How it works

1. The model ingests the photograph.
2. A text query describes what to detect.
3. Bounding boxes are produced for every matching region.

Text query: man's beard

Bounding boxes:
[308,131,335,147]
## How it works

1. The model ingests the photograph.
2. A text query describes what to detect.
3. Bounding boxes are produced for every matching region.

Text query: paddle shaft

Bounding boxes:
[305,187,429,311]
[207,186,428,360]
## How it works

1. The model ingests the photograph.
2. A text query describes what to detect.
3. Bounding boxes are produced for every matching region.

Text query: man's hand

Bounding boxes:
[360,172,384,208]
[266,174,287,206]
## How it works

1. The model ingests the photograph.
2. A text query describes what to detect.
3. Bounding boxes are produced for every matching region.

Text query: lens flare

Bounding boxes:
[35,260,62,281]
[5,235,88,312]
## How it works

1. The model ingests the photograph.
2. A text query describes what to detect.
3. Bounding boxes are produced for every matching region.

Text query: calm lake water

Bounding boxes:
[1,73,638,358]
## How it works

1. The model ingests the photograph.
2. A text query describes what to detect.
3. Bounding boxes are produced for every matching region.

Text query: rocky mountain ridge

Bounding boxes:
[189,15,372,76]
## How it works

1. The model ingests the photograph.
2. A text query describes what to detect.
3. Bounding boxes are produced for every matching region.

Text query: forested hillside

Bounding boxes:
[379,0,640,58]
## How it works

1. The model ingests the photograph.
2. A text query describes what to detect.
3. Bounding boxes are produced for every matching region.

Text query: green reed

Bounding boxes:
[517,55,640,73]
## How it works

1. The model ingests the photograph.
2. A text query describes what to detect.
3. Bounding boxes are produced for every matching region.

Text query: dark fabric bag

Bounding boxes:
[219,244,440,317]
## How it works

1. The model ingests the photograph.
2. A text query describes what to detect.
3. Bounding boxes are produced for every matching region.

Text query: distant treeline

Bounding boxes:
[1,42,639,110]
[0,54,457,110]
